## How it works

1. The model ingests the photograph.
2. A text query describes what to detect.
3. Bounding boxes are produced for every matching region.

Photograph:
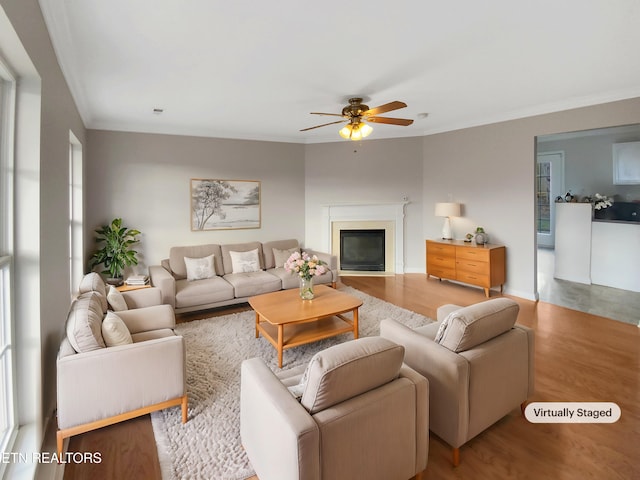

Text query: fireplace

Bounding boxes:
[322,202,407,275]
[340,229,385,271]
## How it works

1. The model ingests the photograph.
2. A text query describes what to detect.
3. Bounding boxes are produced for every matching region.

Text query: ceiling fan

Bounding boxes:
[301,97,414,140]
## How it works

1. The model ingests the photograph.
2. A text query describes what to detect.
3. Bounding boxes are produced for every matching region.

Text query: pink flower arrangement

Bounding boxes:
[284,251,327,280]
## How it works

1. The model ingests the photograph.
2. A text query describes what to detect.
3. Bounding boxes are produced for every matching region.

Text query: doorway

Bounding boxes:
[536,151,564,248]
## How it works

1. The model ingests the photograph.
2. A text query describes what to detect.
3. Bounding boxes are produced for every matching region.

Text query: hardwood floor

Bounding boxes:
[63,274,640,480]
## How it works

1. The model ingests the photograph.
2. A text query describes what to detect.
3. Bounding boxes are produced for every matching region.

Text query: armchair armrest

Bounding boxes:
[241,358,320,480]
[398,365,429,473]
[122,287,162,309]
[380,318,470,448]
[57,335,185,430]
[149,264,176,308]
[117,304,175,333]
[306,249,337,272]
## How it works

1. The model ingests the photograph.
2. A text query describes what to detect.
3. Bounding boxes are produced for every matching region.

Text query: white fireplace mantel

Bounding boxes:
[321,203,407,273]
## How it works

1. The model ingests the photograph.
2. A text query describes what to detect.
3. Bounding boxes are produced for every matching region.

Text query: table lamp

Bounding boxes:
[435,202,461,240]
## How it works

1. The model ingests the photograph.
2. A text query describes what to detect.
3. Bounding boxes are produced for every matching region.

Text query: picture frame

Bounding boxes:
[191,179,261,231]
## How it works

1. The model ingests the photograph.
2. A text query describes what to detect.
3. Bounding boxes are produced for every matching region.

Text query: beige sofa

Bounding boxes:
[57,273,187,455]
[149,239,338,314]
[380,298,534,466]
[241,337,429,480]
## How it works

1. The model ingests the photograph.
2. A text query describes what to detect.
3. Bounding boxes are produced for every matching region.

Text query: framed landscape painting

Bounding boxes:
[191,179,261,231]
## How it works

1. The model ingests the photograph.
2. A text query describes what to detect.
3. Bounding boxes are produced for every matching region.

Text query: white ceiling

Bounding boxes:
[39,0,640,144]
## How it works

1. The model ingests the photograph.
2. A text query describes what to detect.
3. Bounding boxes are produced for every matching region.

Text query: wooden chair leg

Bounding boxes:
[412,469,425,480]
[521,400,528,416]
[56,431,64,458]
[452,447,460,467]
[181,395,189,423]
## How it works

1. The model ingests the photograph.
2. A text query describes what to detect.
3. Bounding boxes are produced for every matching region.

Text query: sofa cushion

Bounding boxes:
[175,276,235,309]
[66,292,106,353]
[220,242,264,274]
[169,244,222,280]
[107,285,129,311]
[229,248,261,273]
[300,337,404,414]
[267,268,299,289]
[184,254,216,281]
[223,271,282,298]
[101,311,133,347]
[436,298,519,353]
[262,239,300,269]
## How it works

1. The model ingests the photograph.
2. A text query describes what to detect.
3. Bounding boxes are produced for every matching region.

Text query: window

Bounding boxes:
[536,161,551,234]
[0,56,17,470]
[69,132,83,294]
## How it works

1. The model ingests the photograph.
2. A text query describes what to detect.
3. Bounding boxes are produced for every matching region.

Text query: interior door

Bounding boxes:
[536,151,565,248]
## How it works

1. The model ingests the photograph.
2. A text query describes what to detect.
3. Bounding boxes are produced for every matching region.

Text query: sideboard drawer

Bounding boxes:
[427,265,456,279]
[427,242,456,256]
[456,259,488,275]
[456,247,490,262]
[428,255,456,269]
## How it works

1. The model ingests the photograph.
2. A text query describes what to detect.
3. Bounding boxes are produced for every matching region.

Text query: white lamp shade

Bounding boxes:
[434,202,461,217]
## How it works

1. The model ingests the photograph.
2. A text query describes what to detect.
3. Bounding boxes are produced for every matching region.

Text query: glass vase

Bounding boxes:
[299,277,314,300]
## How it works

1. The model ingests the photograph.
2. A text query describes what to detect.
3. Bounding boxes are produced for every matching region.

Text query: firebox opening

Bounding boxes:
[340,229,385,271]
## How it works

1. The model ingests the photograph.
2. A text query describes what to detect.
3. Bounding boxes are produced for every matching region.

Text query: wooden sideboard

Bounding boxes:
[426,239,506,297]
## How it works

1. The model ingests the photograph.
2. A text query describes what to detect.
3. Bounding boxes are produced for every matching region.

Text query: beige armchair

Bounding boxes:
[241,337,429,480]
[380,298,534,466]
[57,274,187,456]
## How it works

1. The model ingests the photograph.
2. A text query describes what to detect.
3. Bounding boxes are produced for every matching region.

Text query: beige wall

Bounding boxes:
[86,130,306,267]
[89,98,640,301]
[423,97,640,299]
[304,136,424,272]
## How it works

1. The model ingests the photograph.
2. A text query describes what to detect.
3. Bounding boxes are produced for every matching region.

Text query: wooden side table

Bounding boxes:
[116,283,151,293]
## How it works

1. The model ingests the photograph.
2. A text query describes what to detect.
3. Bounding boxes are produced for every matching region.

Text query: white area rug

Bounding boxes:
[151,286,433,480]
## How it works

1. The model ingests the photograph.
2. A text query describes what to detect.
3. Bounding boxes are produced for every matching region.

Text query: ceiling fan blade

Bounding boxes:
[300,120,347,132]
[366,116,414,126]
[309,112,345,117]
[363,101,407,117]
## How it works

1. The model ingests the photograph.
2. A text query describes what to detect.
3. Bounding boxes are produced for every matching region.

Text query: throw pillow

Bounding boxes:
[287,365,311,401]
[229,249,261,274]
[101,311,133,347]
[78,272,108,313]
[434,314,452,344]
[107,285,129,311]
[273,247,300,269]
[435,298,519,353]
[300,337,404,414]
[184,254,216,281]
[66,292,107,353]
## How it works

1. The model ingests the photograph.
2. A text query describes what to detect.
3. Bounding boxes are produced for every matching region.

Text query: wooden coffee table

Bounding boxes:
[249,285,363,367]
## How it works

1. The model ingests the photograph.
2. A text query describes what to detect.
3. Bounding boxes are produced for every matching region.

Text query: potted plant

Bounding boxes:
[88,218,141,286]
[474,226,489,245]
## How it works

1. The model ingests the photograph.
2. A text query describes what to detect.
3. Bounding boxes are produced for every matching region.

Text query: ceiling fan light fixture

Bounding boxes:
[339,122,373,141]
[339,125,353,139]
[359,123,373,137]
